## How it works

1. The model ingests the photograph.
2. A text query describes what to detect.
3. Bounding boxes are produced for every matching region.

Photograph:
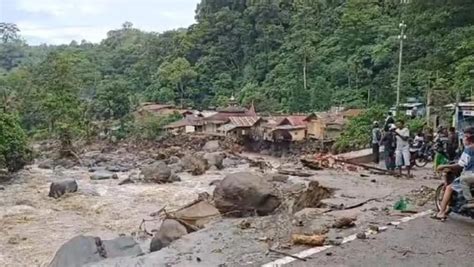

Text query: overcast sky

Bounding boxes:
[0,0,200,45]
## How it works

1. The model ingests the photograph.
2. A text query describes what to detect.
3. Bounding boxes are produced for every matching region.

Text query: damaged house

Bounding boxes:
[217,116,262,138]
[164,114,204,134]
[203,103,257,135]
[305,113,346,141]
[263,116,308,142]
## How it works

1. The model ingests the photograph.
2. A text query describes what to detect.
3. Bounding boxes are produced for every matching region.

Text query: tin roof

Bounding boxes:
[228,116,261,127]
[164,115,203,129]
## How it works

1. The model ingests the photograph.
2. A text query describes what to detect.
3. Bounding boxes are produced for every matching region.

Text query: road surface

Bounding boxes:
[288,214,474,267]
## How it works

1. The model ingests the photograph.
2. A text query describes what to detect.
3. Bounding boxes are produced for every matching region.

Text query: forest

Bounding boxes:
[1,0,474,170]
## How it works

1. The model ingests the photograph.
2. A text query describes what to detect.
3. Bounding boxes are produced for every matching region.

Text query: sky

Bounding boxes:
[0,0,200,45]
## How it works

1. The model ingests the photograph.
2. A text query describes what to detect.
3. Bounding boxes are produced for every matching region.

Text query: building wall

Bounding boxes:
[307,121,325,139]
[185,125,196,133]
[289,129,306,141]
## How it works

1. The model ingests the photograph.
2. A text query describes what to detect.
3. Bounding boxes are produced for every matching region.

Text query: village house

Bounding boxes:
[217,116,262,138]
[202,98,257,135]
[262,116,308,142]
[163,114,204,134]
[304,112,346,141]
[138,103,193,117]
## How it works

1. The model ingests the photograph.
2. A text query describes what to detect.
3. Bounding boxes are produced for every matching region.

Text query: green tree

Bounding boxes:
[0,112,29,172]
[156,57,197,107]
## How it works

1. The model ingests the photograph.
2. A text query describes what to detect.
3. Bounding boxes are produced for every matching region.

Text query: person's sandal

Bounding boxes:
[430,214,447,221]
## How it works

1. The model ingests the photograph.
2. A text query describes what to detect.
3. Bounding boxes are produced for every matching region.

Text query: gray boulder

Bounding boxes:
[48,179,78,199]
[140,161,173,183]
[213,172,281,217]
[38,159,55,169]
[48,235,142,267]
[202,140,220,152]
[181,154,209,175]
[90,171,118,180]
[203,152,225,170]
[150,219,188,252]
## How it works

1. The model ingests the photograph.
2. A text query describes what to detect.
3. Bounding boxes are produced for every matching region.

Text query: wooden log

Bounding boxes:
[278,169,313,177]
[291,234,326,246]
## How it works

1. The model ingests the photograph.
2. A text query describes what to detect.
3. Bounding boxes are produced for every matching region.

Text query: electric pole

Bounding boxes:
[396,21,407,108]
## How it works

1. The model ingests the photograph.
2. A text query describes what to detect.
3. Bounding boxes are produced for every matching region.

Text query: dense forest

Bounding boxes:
[1,0,474,170]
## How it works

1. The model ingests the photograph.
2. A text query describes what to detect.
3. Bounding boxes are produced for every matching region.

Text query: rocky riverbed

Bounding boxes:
[0,140,440,267]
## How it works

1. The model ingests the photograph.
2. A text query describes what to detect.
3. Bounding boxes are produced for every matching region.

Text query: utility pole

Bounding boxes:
[396,21,407,108]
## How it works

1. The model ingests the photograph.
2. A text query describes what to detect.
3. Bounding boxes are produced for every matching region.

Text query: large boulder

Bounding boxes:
[140,161,172,183]
[48,179,78,199]
[150,219,188,252]
[90,170,118,180]
[213,172,281,217]
[202,140,220,152]
[181,154,209,175]
[203,152,225,170]
[48,235,142,267]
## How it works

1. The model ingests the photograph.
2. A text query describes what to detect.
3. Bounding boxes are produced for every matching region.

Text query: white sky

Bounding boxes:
[0,0,200,45]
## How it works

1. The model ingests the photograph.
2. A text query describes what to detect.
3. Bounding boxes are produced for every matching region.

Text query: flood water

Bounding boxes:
[0,162,252,267]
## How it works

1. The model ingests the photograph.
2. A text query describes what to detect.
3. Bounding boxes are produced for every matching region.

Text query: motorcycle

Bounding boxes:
[409,141,434,167]
[435,166,474,218]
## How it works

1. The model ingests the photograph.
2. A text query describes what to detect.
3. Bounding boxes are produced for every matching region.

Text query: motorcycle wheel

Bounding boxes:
[435,184,444,212]
[415,157,428,167]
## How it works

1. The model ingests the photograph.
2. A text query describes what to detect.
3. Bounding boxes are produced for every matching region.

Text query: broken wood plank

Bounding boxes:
[334,158,410,178]
[278,169,313,177]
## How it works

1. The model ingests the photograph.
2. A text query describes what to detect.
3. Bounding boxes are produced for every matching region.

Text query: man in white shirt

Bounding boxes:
[395,119,411,177]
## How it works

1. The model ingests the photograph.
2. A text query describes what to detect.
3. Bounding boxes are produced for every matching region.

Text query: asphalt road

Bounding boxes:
[289,214,474,267]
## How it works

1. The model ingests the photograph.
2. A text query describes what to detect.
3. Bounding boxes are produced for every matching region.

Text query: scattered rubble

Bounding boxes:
[48,179,78,199]
[292,181,332,212]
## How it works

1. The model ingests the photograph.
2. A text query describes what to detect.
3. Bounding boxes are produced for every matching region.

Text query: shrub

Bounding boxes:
[334,106,386,153]
[0,112,30,172]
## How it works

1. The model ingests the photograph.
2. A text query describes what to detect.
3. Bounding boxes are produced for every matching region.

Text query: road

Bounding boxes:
[287,214,474,267]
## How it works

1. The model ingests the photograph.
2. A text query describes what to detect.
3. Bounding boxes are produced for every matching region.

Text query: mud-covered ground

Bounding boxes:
[0,151,439,267]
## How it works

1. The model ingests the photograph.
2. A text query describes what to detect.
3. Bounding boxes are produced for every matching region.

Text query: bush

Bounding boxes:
[334,106,386,153]
[131,112,182,141]
[0,113,30,172]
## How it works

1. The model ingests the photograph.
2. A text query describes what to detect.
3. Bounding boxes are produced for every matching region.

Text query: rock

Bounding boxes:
[203,152,225,170]
[150,219,188,252]
[181,154,209,175]
[90,171,118,180]
[169,173,181,182]
[48,235,142,267]
[38,159,54,169]
[209,179,221,186]
[54,158,76,169]
[222,157,243,168]
[356,232,367,239]
[118,178,134,185]
[168,162,184,173]
[0,186,4,190]
[48,179,78,199]
[213,172,281,217]
[332,217,356,229]
[88,166,106,172]
[106,165,130,172]
[140,161,172,183]
[268,174,289,183]
[203,140,220,152]
[167,156,181,165]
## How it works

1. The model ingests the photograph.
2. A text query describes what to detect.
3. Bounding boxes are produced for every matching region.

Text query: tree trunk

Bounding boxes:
[303,55,307,91]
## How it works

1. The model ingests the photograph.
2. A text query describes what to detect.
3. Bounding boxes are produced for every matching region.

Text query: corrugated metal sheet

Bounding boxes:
[217,124,237,132]
[228,116,260,127]
[164,115,203,129]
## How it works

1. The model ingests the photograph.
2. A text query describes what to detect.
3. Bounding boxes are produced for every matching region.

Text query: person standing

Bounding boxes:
[372,122,382,164]
[384,112,395,131]
[381,124,397,171]
[447,127,459,161]
[395,119,411,177]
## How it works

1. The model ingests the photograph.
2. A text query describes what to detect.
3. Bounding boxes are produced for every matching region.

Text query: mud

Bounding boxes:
[0,150,439,267]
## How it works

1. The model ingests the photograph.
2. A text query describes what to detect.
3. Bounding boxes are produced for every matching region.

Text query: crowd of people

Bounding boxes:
[371,112,460,177]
